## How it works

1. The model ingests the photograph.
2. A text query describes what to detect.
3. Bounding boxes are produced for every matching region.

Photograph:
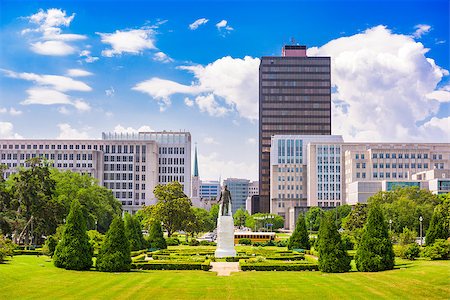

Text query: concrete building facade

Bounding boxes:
[223,178,250,214]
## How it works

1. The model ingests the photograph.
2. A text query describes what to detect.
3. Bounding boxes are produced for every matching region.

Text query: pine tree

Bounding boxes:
[53,199,93,270]
[426,205,447,246]
[317,212,351,273]
[356,204,395,272]
[96,216,131,272]
[288,214,310,250]
[147,220,167,249]
[124,213,145,251]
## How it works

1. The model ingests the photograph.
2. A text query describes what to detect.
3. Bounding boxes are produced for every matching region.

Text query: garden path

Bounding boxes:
[210,262,240,276]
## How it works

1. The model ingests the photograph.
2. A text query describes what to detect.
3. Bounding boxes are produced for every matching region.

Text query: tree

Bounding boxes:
[305,207,323,231]
[287,214,310,250]
[398,227,417,246]
[356,204,394,272]
[0,235,13,262]
[246,213,284,231]
[426,202,449,245]
[124,213,145,251]
[342,203,368,232]
[316,212,351,273]
[147,220,167,249]
[53,199,93,270]
[234,208,250,227]
[143,182,193,237]
[96,216,131,272]
[332,205,352,228]
[209,204,219,226]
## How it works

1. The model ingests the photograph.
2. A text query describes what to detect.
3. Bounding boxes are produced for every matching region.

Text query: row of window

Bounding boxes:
[317,165,341,173]
[373,172,409,179]
[318,201,341,207]
[104,155,133,162]
[277,176,303,182]
[277,185,303,191]
[277,193,304,199]
[1,143,98,150]
[371,153,436,159]
[104,173,133,181]
[318,175,341,182]
[373,163,429,169]
[158,157,185,165]
[262,88,331,94]
[261,66,330,72]
[158,147,186,155]
[104,164,133,172]
[317,145,341,155]
[277,167,303,173]
[158,166,185,174]
[317,193,341,201]
[317,156,340,164]
[1,153,93,161]
[262,81,330,88]
[261,73,330,80]
[158,175,185,183]
[105,145,145,154]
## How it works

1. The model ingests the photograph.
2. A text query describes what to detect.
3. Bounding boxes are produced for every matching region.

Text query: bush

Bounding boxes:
[398,227,417,246]
[166,237,180,246]
[276,240,287,247]
[53,199,93,270]
[341,234,354,250]
[426,205,448,246]
[356,204,394,272]
[199,240,216,246]
[239,238,252,245]
[87,230,105,254]
[424,239,449,260]
[404,243,420,260]
[309,237,317,249]
[240,262,319,271]
[317,212,351,273]
[0,236,13,262]
[288,214,310,250]
[132,261,210,271]
[189,239,200,246]
[96,216,131,272]
[147,221,167,250]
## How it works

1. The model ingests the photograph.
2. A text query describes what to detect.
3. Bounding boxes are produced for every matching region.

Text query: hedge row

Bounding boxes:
[131,250,147,257]
[225,254,304,262]
[13,250,43,256]
[132,253,147,262]
[240,263,319,271]
[131,260,211,271]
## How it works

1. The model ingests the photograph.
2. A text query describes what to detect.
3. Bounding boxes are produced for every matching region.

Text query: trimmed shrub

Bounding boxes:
[53,199,93,270]
[356,204,395,272]
[317,212,351,273]
[239,238,252,245]
[398,227,417,246]
[43,235,57,257]
[199,240,216,246]
[189,239,200,246]
[96,216,131,272]
[341,234,354,250]
[404,243,420,260]
[0,236,13,262]
[288,214,310,250]
[240,262,319,271]
[165,237,180,246]
[424,239,449,260]
[276,240,287,247]
[147,221,167,249]
[132,261,210,271]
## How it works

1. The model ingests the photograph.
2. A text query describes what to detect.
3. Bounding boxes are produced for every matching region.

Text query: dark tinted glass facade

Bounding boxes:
[258,55,331,213]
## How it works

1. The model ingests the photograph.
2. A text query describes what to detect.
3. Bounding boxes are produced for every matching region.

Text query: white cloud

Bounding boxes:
[153,51,173,63]
[98,28,156,57]
[113,124,154,134]
[199,152,257,181]
[413,24,431,38]
[0,107,23,116]
[184,97,194,107]
[57,106,70,115]
[72,99,91,112]
[189,18,209,30]
[426,85,450,102]
[307,25,448,142]
[0,122,23,139]
[23,8,86,56]
[22,88,72,105]
[30,40,76,56]
[420,117,450,141]
[79,50,99,63]
[216,20,233,32]
[203,137,219,145]
[57,123,90,139]
[246,138,257,145]
[133,56,259,119]
[66,68,93,77]
[105,87,115,97]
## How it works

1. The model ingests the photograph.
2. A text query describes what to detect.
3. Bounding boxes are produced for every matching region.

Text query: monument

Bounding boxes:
[215,185,237,258]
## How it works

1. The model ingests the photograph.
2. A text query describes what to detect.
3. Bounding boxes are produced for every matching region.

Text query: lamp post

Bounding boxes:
[389,219,392,232]
[419,216,423,246]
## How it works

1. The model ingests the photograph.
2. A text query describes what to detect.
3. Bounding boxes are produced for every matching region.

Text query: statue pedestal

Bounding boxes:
[215,215,236,258]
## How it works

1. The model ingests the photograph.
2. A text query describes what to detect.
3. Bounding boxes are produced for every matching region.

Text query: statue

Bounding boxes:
[218,185,232,216]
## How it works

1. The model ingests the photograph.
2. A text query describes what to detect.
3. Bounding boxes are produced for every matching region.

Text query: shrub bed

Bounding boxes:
[131,250,147,257]
[132,253,147,262]
[132,260,211,271]
[240,262,318,271]
[13,249,43,256]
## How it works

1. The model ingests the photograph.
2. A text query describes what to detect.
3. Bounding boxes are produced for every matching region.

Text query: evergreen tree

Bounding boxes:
[356,204,394,272]
[287,214,310,250]
[96,216,131,272]
[426,204,448,246]
[124,213,145,251]
[147,220,167,249]
[53,199,93,270]
[317,212,351,273]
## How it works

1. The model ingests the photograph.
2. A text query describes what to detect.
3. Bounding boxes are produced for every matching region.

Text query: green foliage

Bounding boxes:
[209,204,219,226]
[340,234,355,250]
[331,205,352,228]
[0,235,13,262]
[96,216,131,272]
[426,201,449,246]
[355,204,395,272]
[43,235,57,256]
[132,261,210,271]
[288,214,310,250]
[165,237,180,246]
[317,212,351,273]
[87,230,105,253]
[239,238,252,245]
[147,221,167,249]
[398,227,417,246]
[342,203,368,233]
[240,261,319,271]
[305,207,323,231]
[124,213,146,251]
[404,243,420,260]
[246,213,284,231]
[234,208,250,227]
[423,239,449,260]
[189,239,200,246]
[53,199,93,270]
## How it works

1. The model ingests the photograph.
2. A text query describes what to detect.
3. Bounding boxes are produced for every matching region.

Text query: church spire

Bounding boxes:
[194,143,199,177]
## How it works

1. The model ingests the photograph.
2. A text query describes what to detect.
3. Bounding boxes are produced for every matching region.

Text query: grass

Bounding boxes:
[1,255,449,299]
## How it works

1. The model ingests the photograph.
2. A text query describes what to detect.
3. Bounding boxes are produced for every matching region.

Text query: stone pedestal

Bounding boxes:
[215,215,236,258]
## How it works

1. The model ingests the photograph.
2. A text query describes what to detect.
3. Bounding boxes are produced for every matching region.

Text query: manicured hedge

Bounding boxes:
[13,249,43,256]
[240,262,318,271]
[131,260,211,271]
[132,253,147,262]
[131,250,147,257]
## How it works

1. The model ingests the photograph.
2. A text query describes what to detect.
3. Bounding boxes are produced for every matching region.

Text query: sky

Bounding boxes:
[0,0,449,182]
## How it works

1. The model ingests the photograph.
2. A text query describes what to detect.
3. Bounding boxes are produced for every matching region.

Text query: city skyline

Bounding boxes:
[1,0,449,182]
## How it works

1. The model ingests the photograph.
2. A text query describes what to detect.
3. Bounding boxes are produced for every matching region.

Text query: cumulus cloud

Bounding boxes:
[57,123,90,139]
[0,122,23,139]
[199,152,257,181]
[426,85,450,103]
[98,28,156,57]
[105,87,115,97]
[0,107,23,116]
[66,68,93,77]
[23,8,86,56]
[189,18,209,30]
[153,51,173,63]
[184,97,194,107]
[216,19,233,31]
[413,24,431,38]
[420,117,450,140]
[79,50,99,63]
[203,136,219,145]
[133,56,259,118]
[113,124,154,134]
[307,25,448,142]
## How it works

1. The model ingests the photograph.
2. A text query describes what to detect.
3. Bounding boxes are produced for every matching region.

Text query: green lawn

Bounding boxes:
[1,255,449,299]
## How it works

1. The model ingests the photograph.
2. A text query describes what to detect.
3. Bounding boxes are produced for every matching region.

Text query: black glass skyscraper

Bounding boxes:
[258,45,331,213]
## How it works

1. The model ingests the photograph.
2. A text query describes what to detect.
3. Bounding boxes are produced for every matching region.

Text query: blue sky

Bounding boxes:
[0,0,449,181]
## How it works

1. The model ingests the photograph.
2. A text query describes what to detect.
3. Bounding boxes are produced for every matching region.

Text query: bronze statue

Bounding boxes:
[218,185,232,216]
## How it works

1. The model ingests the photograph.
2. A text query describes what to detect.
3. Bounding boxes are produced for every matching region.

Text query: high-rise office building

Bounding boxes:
[259,44,331,212]
[223,178,250,214]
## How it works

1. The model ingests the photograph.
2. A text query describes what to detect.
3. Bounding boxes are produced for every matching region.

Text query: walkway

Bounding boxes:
[210,262,240,276]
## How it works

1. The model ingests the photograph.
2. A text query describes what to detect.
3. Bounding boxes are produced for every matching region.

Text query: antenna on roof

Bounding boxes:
[290,37,296,45]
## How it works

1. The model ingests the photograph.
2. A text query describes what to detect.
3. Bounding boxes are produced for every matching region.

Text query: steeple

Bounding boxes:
[194,143,199,177]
